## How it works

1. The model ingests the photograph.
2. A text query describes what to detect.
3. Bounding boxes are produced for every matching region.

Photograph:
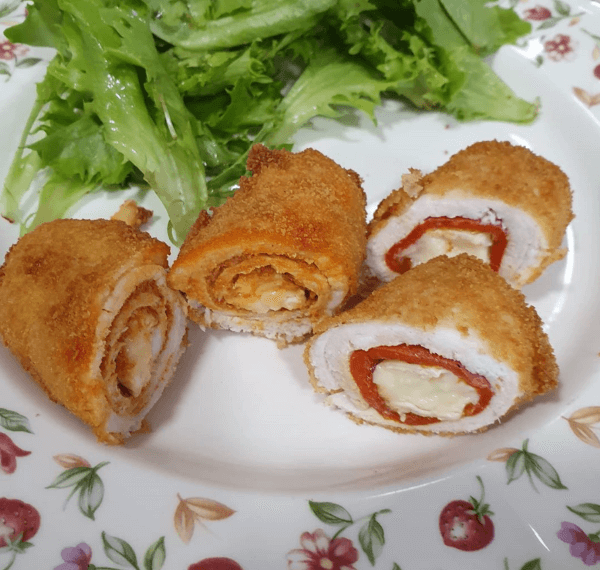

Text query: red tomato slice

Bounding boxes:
[385,216,508,274]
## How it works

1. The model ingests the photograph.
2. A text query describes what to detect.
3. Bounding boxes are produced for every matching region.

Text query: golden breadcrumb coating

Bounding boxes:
[168,144,367,340]
[369,140,574,285]
[0,219,184,444]
[305,254,558,435]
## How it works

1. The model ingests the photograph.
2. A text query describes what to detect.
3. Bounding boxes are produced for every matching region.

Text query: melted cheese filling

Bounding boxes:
[402,229,492,267]
[229,269,307,313]
[372,360,479,420]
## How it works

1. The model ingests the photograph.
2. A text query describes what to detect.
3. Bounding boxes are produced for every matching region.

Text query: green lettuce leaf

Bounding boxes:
[145,0,336,51]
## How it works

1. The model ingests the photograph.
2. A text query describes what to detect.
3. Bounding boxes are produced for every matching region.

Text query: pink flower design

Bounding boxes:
[524,5,552,21]
[54,542,92,570]
[0,40,27,61]
[557,522,600,566]
[0,432,31,474]
[286,529,359,570]
[544,34,577,61]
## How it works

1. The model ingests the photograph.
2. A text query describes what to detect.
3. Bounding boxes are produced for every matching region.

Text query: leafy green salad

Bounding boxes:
[1,0,536,245]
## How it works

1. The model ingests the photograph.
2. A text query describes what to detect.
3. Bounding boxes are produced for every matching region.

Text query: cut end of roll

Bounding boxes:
[94,265,189,444]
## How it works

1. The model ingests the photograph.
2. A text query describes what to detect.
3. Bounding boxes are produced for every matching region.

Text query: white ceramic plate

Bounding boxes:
[3,2,600,569]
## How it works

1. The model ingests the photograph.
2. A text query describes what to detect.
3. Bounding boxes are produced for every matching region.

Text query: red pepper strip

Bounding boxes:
[384,217,508,274]
[349,344,493,426]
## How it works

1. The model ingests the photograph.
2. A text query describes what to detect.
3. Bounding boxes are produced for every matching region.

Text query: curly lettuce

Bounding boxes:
[2,0,535,244]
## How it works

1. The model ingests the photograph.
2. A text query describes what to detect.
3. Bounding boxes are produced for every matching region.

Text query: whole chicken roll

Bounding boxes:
[366,140,574,288]
[304,254,558,435]
[168,144,367,345]
[0,219,188,444]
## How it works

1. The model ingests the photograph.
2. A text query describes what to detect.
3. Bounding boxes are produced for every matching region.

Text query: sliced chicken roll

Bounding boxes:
[168,144,367,345]
[0,219,188,444]
[367,140,573,288]
[305,255,558,435]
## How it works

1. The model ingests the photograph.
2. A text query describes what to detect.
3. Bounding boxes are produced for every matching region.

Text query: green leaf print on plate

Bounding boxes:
[46,455,109,520]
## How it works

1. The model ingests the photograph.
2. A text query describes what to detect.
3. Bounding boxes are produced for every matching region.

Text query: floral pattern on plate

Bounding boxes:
[290,501,397,567]
[0,4,41,82]
[47,455,109,521]
[173,496,236,544]
[54,534,166,570]
[3,1,600,569]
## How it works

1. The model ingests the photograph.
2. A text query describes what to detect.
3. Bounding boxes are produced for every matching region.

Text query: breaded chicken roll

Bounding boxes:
[367,141,573,288]
[0,219,188,444]
[168,144,367,345]
[305,254,558,435]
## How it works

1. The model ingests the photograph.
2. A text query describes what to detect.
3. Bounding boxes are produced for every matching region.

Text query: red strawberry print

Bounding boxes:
[438,476,494,551]
[188,557,243,570]
[0,497,41,547]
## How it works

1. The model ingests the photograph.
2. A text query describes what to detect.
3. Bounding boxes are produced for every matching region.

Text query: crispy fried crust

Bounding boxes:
[0,219,185,444]
[111,200,153,229]
[168,144,367,341]
[368,140,574,285]
[305,254,558,434]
